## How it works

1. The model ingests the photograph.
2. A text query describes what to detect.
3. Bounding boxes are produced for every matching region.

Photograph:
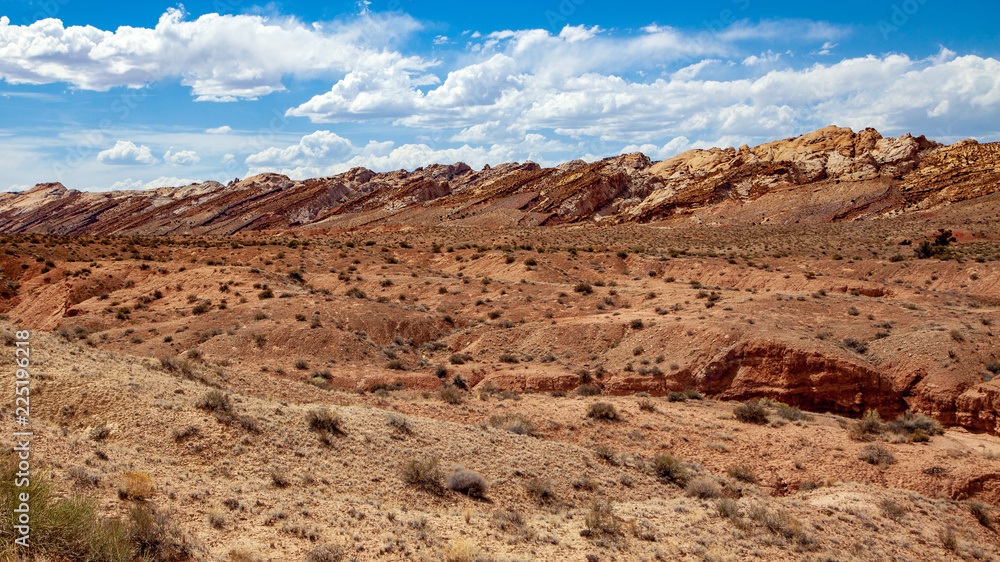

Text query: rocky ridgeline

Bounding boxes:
[0,126,997,234]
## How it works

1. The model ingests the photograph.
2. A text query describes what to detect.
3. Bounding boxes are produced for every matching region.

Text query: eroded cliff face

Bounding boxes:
[0,126,997,234]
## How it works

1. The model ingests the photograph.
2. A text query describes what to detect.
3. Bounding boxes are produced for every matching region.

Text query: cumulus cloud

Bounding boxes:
[0,9,428,100]
[244,130,572,178]
[97,141,157,165]
[163,149,200,165]
[291,40,1000,145]
[106,176,195,190]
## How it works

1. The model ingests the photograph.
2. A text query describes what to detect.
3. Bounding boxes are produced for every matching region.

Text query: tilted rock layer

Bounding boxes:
[2,126,998,234]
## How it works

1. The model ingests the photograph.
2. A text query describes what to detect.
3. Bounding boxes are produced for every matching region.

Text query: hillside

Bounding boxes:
[1,126,998,234]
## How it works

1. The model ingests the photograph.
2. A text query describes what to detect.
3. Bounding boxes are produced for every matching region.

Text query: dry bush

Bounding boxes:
[880,499,908,521]
[652,453,687,485]
[637,398,657,412]
[439,384,465,405]
[576,384,601,396]
[488,413,534,435]
[887,410,943,438]
[401,456,443,494]
[443,539,480,562]
[584,500,620,536]
[715,498,739,519]
[859,443,896,466]
[525,477,557,504]
[118,471,155,501]
[726,464,758,484]
[733,400,769,424]
[306,408,344,435]
[970,500,994,530]
[856,409,884,436]
[447,468,489,498]
[305,544,346,562]
[587,402,621,421]
[685,477,722,499]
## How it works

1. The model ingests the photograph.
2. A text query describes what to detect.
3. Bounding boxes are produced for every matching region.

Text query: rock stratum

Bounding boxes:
[2,125,999,234]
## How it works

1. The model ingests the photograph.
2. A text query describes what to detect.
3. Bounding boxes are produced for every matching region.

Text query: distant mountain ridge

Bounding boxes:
[2,125,999,234]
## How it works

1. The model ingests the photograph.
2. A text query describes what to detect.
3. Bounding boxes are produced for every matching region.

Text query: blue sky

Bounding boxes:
[1,0,998,191]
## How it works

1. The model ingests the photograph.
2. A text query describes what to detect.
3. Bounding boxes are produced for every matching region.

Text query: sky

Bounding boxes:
[0,0,998,191]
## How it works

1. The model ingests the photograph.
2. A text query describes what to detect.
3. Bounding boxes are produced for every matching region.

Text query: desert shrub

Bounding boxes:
[859,443,896,466]
[842,337,869,354]
[443,539,479,562]
[637,398,657,412]
[171,425,200,442]
[489,413,534,435]
[684,388,704,400]
[576,384,600,396]
[386,413,413,434]
[584,500,620,536]
[448,353,472,365]
[128,503,198,560]
[652,453,688,485]
[118,471,155,501]
[306,408,344,435]
[447,468,488,498]
[525,477,557,504]
[970,500,994,530]
[305,544,345,562]
[880,499,908,521]
[587,402,621,421]
[574,282,593,294]
[630,319,644,329]
[734,400,769,424]
[715,498,739,519]
[685,477,722,499]
[498,353,519,364]
[749,505,808,543]
[726,464,758,484]
[775,403,813,421]
[196,390,232,415]
[294,359,308,370]
[887,410,943,437]
[400,456,443,493]
[940,526,958,551]
[857,409,885,435]
[987,360,1000,375]
[593,445,617,464]
[439,384,465,405]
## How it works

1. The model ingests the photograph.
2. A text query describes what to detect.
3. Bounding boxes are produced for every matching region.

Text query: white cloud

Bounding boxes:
[244,130,356,169]
[106,176,196,191]
[289,43,1000,146]
[0,8,428,100]
[244,131,572,178]
[163,149,200,165]
[205,126,232,134]
[97,141,157,165]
